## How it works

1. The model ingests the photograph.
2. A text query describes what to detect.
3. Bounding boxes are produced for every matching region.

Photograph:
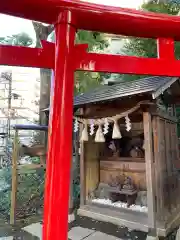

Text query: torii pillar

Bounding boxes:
[43,10,76,240]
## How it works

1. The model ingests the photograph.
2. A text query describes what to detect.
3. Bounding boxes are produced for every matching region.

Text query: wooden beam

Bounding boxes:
[80,108,86,206]
[69,156,73,213]
[75,48,180,76]
[157,38,175,60]
[143,112,157,236]
[10,130,19,225]
[0,41,54,69]
[3,0,180,41]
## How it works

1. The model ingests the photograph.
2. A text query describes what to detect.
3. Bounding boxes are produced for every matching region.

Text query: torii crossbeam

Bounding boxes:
[1,1,180,240]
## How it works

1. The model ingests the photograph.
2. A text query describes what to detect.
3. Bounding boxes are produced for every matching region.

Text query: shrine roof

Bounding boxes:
[74,76,179,107]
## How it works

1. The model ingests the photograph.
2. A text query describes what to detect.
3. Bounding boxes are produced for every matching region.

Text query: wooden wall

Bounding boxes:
[84,139,102,200]
[152,115,180,222]
[100,159,146,190]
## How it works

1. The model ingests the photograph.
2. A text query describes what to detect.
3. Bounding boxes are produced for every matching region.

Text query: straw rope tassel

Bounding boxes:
[80,123,88,141]
[112,120,122,139]
[95,125,105,142]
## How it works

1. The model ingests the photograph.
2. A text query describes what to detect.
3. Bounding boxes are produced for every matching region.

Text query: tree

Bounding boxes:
[32,22,54,133]
[122,0,180,81]
[0,32,33,47]
[76,31,108,52]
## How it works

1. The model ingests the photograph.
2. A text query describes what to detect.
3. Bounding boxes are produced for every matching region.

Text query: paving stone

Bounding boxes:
[23,222,42,239]
[0,237,13,240]
[86,231,122,240]
[69,213,75,223]
[146,236,159,240]
[68,226,95,240]
[13,229,40,239]
[21,214,73,239]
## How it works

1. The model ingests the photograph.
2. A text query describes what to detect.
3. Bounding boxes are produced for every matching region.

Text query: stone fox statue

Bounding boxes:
[19,144,46,164]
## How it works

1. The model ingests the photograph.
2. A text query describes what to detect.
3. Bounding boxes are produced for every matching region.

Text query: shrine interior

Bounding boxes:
[91,121,147,212]
[82,115,147,214]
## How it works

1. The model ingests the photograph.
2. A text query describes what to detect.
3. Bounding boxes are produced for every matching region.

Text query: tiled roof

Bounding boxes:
[74,76,178,107]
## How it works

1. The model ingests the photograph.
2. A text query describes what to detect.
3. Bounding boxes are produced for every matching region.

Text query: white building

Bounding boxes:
[0,66,40,153]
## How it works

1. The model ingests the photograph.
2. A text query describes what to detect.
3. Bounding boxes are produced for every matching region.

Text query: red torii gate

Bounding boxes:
[1,1,180,239]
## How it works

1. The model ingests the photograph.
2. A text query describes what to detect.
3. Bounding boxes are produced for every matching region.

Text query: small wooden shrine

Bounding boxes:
[73,76,180,237]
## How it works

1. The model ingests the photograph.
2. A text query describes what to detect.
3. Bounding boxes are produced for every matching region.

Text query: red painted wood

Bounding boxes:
[157,38,175,60]
[2,0,180,40]
[74,50,180,76]
[0,41,54,69]
[43,10,76,240]
[1,41,180,76]
[1,1,180,239]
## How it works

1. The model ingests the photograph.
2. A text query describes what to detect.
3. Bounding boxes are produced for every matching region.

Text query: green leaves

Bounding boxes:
[123,0,180,59]
[141,0,180,15]
[76,31,108,51]
[0,32,33,47]
[123,38,157,58]
[121,0,180,81]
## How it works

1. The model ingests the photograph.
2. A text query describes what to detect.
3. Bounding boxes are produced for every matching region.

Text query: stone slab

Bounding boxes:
[22,213,74,239]
[146,236,159,240]
[23,222,42,239]
[86,231,122,240]
[68,227,95,240]
[69,213,75,223]
[176,227,180,240]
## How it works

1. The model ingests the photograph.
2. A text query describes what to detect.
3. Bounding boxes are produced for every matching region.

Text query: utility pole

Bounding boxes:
[7,71,12,139]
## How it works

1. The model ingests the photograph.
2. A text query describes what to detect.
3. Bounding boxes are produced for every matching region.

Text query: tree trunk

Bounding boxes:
[32,22,53,144]
[39,68,51,126]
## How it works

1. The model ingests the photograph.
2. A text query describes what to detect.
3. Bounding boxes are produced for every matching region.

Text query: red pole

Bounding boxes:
[157,38,175,60]
[43,10,76,240]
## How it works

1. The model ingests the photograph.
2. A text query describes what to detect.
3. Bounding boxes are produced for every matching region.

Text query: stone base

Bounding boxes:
[176,227,180,240]
[146,235,159,240]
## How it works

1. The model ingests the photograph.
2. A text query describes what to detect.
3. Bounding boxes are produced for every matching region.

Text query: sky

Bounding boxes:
[0,0,144,39]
